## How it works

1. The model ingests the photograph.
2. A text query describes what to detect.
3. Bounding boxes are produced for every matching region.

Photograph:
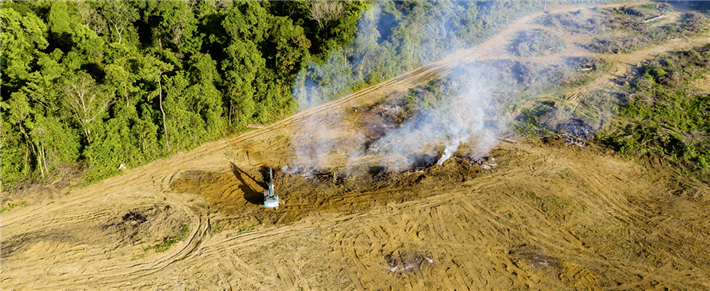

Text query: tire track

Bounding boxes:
[3,3,710,290]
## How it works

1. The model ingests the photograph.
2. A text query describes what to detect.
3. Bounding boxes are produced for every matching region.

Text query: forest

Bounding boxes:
[1,0,570,185]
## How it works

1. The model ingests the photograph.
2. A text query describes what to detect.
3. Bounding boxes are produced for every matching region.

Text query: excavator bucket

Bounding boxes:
[263,168,279,208]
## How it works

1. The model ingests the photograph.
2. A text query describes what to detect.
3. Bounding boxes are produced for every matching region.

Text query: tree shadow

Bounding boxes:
[230,163,267,205]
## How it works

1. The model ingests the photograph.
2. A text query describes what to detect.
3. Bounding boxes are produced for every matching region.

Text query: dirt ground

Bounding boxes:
[3,2,710,290]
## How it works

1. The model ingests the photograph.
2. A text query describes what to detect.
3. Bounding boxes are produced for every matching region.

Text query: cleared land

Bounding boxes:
[2,2,710,290]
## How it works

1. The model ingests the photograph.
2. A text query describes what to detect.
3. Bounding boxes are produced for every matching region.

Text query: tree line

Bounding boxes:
[1,0,564,185]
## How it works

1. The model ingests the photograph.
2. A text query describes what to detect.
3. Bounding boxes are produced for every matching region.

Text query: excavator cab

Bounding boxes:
[263,168,279,208]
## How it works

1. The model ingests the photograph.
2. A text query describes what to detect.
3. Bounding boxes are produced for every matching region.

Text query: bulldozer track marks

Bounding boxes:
[4,3,710,290]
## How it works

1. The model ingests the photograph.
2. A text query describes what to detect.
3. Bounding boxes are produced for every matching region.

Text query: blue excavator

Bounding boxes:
[263,168,279,208]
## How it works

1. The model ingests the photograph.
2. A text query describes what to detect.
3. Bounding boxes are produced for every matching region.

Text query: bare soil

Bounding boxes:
[2,2,710,290]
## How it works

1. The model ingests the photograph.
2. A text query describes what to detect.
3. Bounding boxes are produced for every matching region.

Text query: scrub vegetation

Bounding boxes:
[587,5,708,54]
[599,45,710,174]
[511,29,566,57]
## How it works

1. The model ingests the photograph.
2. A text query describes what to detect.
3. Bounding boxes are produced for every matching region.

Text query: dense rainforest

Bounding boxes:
[1,0,572,186]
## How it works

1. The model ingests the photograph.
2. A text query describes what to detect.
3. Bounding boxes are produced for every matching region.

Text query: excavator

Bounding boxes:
[263,168,279,208]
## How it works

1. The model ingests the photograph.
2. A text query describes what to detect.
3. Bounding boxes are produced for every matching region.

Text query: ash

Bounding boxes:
[561,119,595,147]
[385,250,434,274]
[282,164,346,182]
[462,156,498,170]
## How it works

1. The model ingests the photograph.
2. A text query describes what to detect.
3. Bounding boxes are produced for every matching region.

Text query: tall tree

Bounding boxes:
[221,2,269,126]
[61,73,114,145]
[270,16,311,81]
[2,92,37,176]
[104,44,141,108]
[101,0,139,44]
[309,1,344,34]
[139,54,174,150]
[76,0,107,37]
[0,7,48,85]
[1,104,29,183]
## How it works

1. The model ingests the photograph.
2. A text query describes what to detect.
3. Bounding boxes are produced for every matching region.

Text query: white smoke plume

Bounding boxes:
[288,4,383,171]
[369,64,503,171]
[287,1,595,173]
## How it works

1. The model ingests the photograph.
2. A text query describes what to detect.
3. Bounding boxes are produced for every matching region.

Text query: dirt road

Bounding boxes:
[3,3,710,290]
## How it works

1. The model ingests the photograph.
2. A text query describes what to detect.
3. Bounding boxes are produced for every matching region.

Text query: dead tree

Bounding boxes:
[101,1,139,44]
[77,0,106,36]
[309,1,344,37]
[62,74,114,145]
[154,71,170,151]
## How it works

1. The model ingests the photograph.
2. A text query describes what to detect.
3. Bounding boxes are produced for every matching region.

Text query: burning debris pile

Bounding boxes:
[287,53,600,174]
[278,151,498,199]
[291,58,506,174]
[282,157,495,185]
[351,99,413,153]
[284,86,505,179]
[287,37,619,176]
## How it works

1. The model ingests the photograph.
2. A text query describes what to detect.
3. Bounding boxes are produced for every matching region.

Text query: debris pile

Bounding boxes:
[466,156,499,170]
[561,119,595,147]
[385,250,434,274]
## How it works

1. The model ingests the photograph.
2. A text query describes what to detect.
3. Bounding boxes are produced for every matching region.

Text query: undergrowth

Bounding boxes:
[598,45,710,175]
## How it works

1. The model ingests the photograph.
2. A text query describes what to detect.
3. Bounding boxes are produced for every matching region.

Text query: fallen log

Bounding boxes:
[497,137,518,144]
[644,15,664,23]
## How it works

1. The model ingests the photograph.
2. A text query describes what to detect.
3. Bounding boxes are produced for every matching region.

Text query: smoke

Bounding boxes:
[287,1,602,173]
[288,4,385,171]
[369,62,503,171]
[287,2,504,173]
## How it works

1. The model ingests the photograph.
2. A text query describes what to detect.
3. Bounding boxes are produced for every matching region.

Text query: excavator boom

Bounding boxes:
[264,168,279,208]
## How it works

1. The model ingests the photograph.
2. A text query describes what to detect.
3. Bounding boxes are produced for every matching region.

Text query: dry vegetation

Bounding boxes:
[589,5,708,53]
[511,29,566,57]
